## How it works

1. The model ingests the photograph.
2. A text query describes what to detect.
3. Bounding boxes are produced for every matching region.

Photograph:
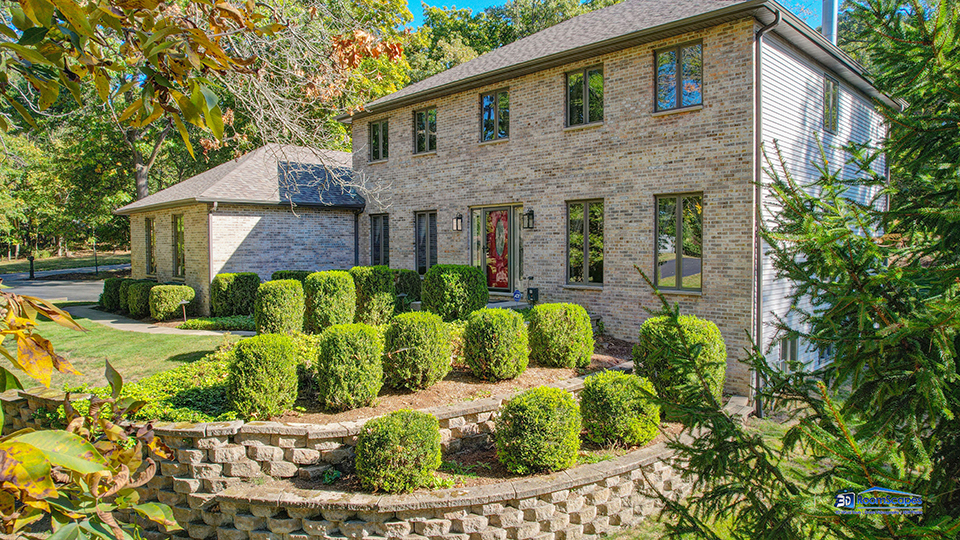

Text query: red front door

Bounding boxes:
[486,209,510,289]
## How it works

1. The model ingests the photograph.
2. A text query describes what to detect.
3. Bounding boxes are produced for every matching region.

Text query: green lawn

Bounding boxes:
[4,311,237,391]
[0,252,130,274]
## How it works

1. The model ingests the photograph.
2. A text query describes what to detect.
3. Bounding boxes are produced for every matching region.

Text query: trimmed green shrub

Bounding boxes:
[177,315,255,332]
[448,320,467,364]
[581,371,660,446]
[355,410,441,493]
[149,285,197,321]
[211,272,260,317]
[383,312,452,390]
[254,279,305,334]
[127,280,158,319]
[102,278,124,311]
[464,308,528,381]
[393,268,422,313]
[304,271,356,333]
[421,264,488,321]
[528,303,594,368]
[292,333,321,400]
[314,323,384,411]
[117,279,135,313]
[271,270,313,282]
[349,266,395,325]
[227,334,298,419]
[632,315,727,405]
[495,387,580,474]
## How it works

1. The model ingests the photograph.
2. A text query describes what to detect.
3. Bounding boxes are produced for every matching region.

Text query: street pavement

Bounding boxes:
[0,263,131,303]
[0,263,130,282]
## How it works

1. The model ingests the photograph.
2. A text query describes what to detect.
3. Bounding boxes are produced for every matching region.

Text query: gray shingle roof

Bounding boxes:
[115,144,363,214]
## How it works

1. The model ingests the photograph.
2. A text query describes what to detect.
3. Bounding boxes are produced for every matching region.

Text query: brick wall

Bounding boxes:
[352,20,758,394]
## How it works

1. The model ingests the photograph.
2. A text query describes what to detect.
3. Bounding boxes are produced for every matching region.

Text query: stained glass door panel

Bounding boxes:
[486,209,510,289]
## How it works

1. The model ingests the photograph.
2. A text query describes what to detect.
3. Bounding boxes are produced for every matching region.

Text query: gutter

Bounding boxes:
[753,8,780,419]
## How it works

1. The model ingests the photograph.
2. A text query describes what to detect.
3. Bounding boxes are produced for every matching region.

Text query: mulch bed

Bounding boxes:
[276,335,635,425]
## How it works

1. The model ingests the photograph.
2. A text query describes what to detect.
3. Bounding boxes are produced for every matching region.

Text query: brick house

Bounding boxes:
[341,0,895,395]
[115,144,364,314]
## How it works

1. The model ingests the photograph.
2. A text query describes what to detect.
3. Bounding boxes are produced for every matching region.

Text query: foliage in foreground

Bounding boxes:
[495,386,580,475]
[227,334,298,420]
[355,409,442,493]
[581,370,660,447]
[178,315,256,333]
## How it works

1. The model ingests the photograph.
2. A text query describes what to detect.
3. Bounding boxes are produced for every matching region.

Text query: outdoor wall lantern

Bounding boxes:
[453,213,463,232]
[522,209,535,230]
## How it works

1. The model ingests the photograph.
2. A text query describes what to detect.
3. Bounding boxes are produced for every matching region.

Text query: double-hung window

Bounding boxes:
[567,200,604,285]
[480,90,509,141]
[416,211,438,275]
[173,214,185,279]
[370,215,389,266]
[566,67,603,126]
[779,336,799,373]
[823,76,839,133]
[369,119,389,161]
[655,194,702,291]
[145,217,156,275]
[414,108,437,153]
[655,42,703,111]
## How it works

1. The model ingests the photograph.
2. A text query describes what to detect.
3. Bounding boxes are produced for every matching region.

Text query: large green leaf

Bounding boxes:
[48,522,84,540]
[133,502,181,530]
[0,365,24,392]
[13,430,110,474]
[105,360,122,400]
[0,442,56,501]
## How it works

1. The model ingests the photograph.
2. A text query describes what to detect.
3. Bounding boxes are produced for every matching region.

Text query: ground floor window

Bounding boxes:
[145,217,156,275]
[416,211,437,275]
[779,336,799,372]
[173,214,185,278]
[567,200,604,285]
[655,193,702,291]
[370,214,389,266]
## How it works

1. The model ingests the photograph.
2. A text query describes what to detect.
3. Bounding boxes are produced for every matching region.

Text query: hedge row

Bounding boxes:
[149,285,197,321]
[211,273,260,317]
[254,279,305,334]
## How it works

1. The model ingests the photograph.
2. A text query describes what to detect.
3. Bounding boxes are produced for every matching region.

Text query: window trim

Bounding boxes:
[370,214,389,266]
[172,214,185,280]
[415,210,438,275]
[565,66,604,127]
[413,107,437,154]
[653,40,704,112]
[822,75,840,134]
[368,119,389,162]
[654,192,703,292]
[145,217,156,276]
[479,88,510,142]
[565,199,604,286]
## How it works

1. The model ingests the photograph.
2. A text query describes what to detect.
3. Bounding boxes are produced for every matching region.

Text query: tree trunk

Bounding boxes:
[57,236,64,257]
[125,122,173,200]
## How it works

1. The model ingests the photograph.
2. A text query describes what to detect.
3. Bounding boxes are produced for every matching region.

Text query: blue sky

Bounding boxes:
[405,0,824,29]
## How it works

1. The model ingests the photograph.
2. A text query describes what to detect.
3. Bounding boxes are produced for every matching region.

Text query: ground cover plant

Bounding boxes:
[178,315,256,332]
[355,409,442,493]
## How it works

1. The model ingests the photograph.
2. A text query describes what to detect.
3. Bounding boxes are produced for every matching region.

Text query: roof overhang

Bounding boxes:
[337,0,900,123]
[114,197,365,215]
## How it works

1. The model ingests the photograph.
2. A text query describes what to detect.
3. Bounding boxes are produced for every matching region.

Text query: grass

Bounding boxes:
[4,309,239,390]
[0,252,130,274]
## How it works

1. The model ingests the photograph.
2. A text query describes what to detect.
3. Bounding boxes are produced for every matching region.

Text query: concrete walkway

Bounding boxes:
[64,305,255,337]
[0,263,130,282]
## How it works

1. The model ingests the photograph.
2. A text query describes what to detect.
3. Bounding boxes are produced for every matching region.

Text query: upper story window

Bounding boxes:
[655,42,703,111]
[416,211,438,275]
[567,67,603,126]
[173,214,185,279]
[414,108,437,154]
[481,90,509,141]
[655,194,702,291]
[823,76,839,133]
[370,214,389,266]
[145,217,156,276]
[369,119,388,161]
[567,200,604,285]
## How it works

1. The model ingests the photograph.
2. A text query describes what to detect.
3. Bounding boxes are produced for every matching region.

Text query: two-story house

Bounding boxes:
[342,0,895,395]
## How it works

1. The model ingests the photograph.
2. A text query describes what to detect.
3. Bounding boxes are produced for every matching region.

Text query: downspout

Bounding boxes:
[754,10,780,419]
[354,210,361,267]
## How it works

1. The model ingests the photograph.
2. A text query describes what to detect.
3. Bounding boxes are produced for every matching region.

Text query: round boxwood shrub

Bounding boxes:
[271,270,312,282]
[528,303,594,368]
[495,386,580,475]
[632,315,727,405]
[227,334,298,420]
[102,278,124,311]
[383,312,452,390]
[254,279,305,334]
[149,285,197,321]
[292,333,322,401]
[211,272,260,317]
[314,323,384,411]
[393,268,422,309]
[581,371,660,446]
[117,279,135,313]
[304,271,356,333]
[349,266,395,325]
[421,265,488,322]
[355,409,441,493]
[127,280,158,319]
[464,308,528,381]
